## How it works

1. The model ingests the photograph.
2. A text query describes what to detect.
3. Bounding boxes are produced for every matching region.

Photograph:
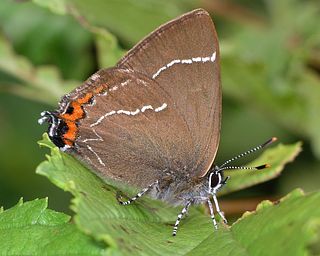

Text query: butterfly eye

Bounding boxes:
[209,172,222,189]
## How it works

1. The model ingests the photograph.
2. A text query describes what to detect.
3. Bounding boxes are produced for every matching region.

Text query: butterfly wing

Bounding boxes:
[117,9,221,177]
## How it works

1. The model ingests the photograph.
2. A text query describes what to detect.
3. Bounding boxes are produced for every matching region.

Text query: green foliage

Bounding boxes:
[3,193,320,256]
[0,0,94,79]
[31,0,68,15]
[0,33,78,105]
[220,0,320,157]
[222,141,302,195]
[68,0,192,45]
[0,198,106,255]
[185,189,320,256]
[32,134,308,255]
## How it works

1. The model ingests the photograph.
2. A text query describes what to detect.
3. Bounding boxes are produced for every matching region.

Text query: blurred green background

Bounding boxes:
[0,0,319,215]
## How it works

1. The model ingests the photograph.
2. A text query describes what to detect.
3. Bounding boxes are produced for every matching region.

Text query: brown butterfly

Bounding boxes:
[39,9,275,236]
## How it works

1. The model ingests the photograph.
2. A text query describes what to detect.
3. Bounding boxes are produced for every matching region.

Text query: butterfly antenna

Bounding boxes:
[219,164,271,172]
[219,137,277,169]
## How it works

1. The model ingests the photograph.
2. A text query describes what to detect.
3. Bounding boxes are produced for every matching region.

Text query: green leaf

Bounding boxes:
[34,0,187,69]
[0,34,78,105]
[0,198,107,255]
[68,0,192,45]
[185,189,320,256]
[221,0,320,157]
[221,141,302,195]
[69,16,125,69]
[36,134,304,255]
[31,0,68,15]
[31,0,125,69]
[92,26,125,68]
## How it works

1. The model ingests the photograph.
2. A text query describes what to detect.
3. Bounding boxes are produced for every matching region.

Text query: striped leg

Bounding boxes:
[172,201,192,236]
[212,193,227,223]
[118,180,158,205]
[207,198,218,230]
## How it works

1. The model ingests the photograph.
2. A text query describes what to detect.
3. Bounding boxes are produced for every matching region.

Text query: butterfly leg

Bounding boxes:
[212,193,227,224]
[172,201,192,236]
[207,198,218,229]
[117,180,159,205]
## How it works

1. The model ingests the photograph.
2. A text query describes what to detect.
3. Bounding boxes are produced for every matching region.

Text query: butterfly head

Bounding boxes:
[38,110,70,150]
[207,166,228,194]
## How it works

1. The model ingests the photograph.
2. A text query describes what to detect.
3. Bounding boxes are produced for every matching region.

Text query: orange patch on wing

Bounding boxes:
[60,93,93,121]
[60,102,84,121]
[62,121,77,144]
[59,91,99,146]
[77,92,93,104]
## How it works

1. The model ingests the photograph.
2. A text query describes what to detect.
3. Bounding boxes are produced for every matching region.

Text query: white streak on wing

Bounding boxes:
[192,57,201,62]
[82,128,103,143]
[117,110,131,115]
[141,105,153,112]
[167,59,181,67]
[181,59,192,64]
[130,109,140,115]
[137,79,148,86]
[152,51,217,79]
[120,80,130,87]
[211,52,216,62]
[106,110,116,116]
[110,85,118,91]
[90,103,167,127]
[108,79,132,93]
[154,103,167,112]
[86,145,105,166]
[152,67,166,79]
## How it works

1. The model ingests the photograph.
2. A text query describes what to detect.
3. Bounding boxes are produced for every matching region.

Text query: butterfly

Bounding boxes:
[39,9,275,236]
